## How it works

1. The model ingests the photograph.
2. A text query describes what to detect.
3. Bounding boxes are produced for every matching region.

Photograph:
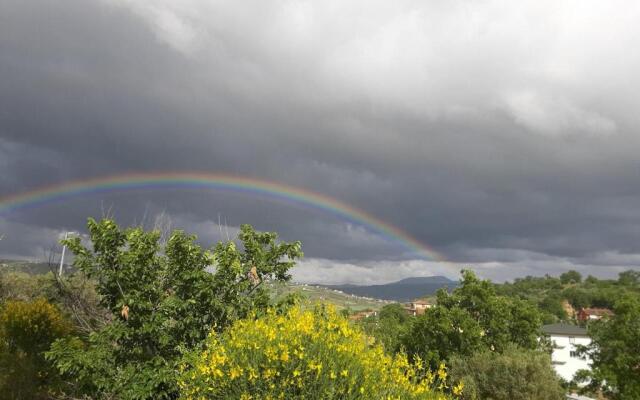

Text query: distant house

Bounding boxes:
[403,300,432,316]
[577,307,613,322]
[542,323,591,383]
[566,394,596,400]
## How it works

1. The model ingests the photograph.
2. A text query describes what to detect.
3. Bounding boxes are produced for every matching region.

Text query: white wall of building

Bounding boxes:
[549,333,591,382]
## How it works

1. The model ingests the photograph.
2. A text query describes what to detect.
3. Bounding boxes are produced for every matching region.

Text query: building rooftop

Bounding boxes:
[579,307,613,316]
[566,393,596,400]
[542,323,588,336]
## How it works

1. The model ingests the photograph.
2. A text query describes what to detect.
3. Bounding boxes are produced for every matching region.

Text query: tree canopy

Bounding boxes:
[47,218,302,399]
[401,270,542,367]
[580,294,640,399]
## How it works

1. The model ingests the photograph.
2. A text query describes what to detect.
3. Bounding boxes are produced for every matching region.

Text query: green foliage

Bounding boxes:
[358,303,411,353]
[401,305,484,366]
[47,218,302,400]
[580,294,640,399]
[0,269,106,334]
[0,271,58,303]
[617,270,640,288]
[539,294,567,323]
[179,306,457,400]
[449,345,564,400]
[560,270,582,284]
[562,287,592,310]
[268,281,386,312]
[51,272,107,335]
[0,298,73,399]
[379,302,410,323]
[495,270,640,319]
[401,270,542,367]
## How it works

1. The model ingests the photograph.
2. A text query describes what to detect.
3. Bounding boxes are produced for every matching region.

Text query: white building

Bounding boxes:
[542,323,591,383]
[566,394,596,400]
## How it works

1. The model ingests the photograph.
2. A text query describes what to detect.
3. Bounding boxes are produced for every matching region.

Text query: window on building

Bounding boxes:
[569,336,576,344]
[570,351,586,360]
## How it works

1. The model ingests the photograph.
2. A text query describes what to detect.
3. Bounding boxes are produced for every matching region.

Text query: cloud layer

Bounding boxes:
[1,0,640,282]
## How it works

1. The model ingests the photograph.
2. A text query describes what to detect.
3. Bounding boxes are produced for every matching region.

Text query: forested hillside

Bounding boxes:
[494,270,640,324]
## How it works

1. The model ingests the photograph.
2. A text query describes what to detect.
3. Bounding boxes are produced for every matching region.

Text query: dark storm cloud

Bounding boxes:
[2,0,640,281]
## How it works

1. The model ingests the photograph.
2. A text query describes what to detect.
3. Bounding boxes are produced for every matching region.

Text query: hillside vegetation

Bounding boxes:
[269,281,390,312]
[0,219,456,400]
[1,220,639,399]
[323,276,457,302]
[494,270,640,324]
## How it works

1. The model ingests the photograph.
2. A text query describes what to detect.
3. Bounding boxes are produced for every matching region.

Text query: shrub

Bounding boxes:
[0,298,73,399]
[179,306,461,399]
[449,345,564,400]
[0,271,57,303]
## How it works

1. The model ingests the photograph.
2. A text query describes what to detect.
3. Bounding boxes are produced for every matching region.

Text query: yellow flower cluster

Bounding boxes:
[179,306,461,400]
[0,298,72,352]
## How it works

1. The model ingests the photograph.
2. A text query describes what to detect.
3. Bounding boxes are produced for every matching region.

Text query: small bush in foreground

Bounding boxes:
[0,298,73,399]
[180,306,461,400]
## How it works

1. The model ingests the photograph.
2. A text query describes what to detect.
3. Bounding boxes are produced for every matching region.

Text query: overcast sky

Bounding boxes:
[2,0,640,284]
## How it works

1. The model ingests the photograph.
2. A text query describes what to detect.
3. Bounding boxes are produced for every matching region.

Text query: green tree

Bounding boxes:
[0,298,73,399]
[401,270,542,367]
[618,270,640,288]
[359,303,412,354]
[449,345,564,400]
[562,286,592,310]
[47,218,302,400]
[585,275,599,285]
[539,294,567,323]
[579,294,640,399]
[401,305,484,367]
[379,302,410,324]
[560,270,582,284]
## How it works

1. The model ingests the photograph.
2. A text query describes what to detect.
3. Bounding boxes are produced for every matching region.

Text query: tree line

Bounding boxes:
[1,218,638,399]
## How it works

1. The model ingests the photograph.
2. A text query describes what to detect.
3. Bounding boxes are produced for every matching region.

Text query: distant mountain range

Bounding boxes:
[1,258,456,303]
[322,276,458,302]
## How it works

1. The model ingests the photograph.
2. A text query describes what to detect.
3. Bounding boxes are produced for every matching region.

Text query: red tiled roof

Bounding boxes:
[580,308,613,316]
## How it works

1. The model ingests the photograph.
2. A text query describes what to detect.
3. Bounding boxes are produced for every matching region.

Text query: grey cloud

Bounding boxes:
[1,0,640,282]
[0,217,67,261]
[293,256,634,286]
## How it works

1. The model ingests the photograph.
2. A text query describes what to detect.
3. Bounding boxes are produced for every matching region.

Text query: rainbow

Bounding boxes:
[0,172,446,262]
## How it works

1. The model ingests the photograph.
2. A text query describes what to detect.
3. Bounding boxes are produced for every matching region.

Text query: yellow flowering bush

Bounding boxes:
[179,305,461,399]
[0,298,73,398]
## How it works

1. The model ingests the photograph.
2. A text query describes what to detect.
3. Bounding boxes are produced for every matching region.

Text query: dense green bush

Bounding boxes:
[448,345,564,400]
